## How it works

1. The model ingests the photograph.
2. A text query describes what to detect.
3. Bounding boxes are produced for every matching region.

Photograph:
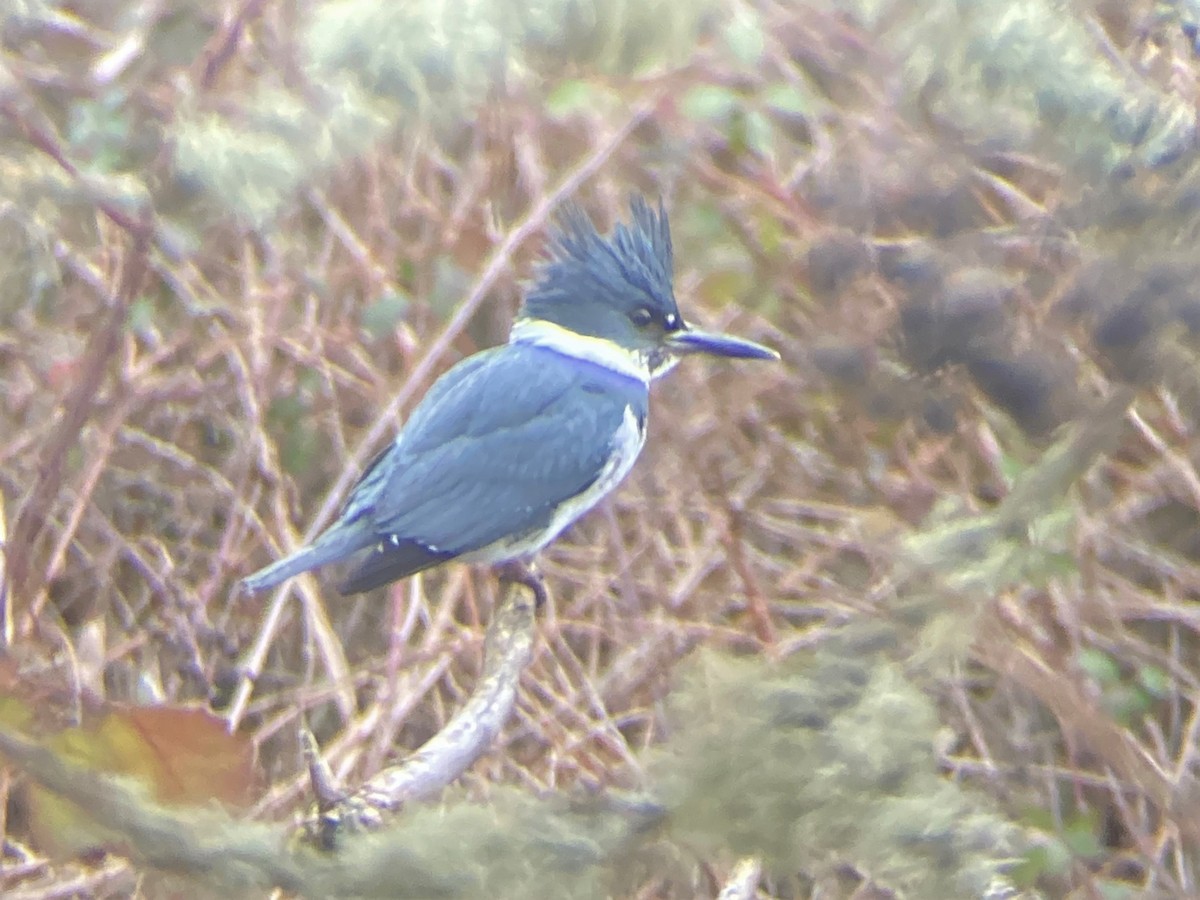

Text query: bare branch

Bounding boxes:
[302,580,537,846]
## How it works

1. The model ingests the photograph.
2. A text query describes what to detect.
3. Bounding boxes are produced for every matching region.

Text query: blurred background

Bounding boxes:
[3,0,1200,896]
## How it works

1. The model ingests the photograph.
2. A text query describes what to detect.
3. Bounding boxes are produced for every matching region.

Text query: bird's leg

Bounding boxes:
[494,559,548,608]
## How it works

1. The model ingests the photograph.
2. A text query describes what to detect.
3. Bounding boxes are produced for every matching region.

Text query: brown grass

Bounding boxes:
[3,0,1200,896]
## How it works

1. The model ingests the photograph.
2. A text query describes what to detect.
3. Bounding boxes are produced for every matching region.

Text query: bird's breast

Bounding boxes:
[464,403,647,564]
[540,403,646,538]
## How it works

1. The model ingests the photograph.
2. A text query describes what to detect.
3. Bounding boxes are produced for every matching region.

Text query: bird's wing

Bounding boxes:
[338,537,452,594]
[338,349,498,523]
[367,343,647,558]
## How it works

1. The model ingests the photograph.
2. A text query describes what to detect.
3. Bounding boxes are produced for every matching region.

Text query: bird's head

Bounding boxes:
[514,196,778,379]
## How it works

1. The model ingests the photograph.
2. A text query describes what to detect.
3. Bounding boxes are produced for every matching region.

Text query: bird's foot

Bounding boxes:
[494,559,548,608]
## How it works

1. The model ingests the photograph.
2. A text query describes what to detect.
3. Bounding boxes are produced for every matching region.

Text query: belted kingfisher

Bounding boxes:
[242,196,778,599]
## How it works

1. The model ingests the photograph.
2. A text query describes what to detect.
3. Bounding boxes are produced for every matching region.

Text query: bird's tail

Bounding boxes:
[241,520,374,594]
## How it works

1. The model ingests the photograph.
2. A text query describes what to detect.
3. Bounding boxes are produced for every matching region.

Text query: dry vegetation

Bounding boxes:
[3,0,1200,897]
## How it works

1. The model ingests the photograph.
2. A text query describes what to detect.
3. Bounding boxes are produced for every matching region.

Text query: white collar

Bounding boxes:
[510,319,651,384]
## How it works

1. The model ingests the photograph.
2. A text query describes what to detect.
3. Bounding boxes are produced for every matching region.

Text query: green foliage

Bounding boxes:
[1012,807,1128,893]
[169,0,717,227]
[518,0,718,75]
[681,84,741,125]
[126,295,158,339]
[1077,648,1171,727]
[304,0,507,112]
[67,90,134,172]
[360,289,411,339]
[0,198,60,323]
[654,632,1023,897]
[833,0,1194,174]
[173,87,388,228]
[545,79,611,120]
[2,634,1025,898]
[722,9,765,67]
[267,384,327,478]
[429,258,474,320]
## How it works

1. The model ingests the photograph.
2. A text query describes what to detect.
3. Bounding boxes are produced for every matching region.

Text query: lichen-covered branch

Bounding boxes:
[302,581,538,846]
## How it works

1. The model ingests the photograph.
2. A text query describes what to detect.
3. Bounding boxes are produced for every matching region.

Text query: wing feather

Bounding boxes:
[339,539,451,594]
[367,344,647,558]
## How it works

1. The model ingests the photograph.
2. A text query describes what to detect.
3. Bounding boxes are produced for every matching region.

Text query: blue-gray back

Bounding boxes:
[354,342,649,556]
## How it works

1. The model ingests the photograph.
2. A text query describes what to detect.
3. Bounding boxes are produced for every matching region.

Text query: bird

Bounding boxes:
[242,196,778,602]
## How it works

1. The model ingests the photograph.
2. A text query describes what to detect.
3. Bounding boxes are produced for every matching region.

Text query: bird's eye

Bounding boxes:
[663,313,680,330]
[630,307,654,327]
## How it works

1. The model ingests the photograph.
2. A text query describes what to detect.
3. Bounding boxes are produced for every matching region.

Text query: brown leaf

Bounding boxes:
[23,705,258,858]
